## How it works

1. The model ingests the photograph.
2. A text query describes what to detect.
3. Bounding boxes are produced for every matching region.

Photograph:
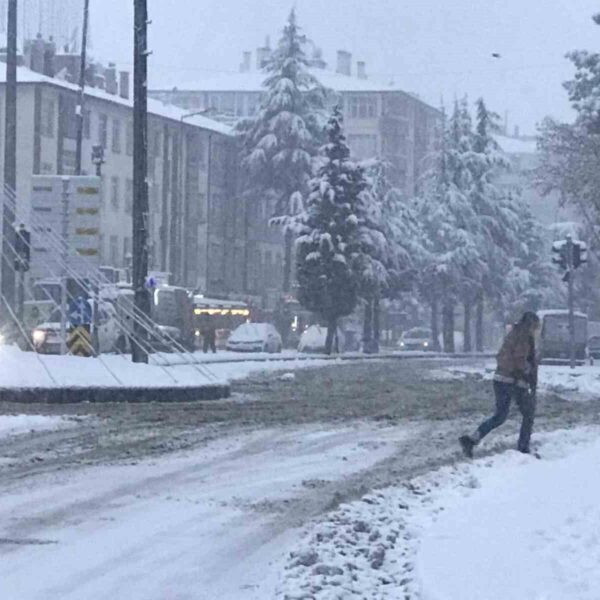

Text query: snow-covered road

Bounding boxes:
[0,422,414,599]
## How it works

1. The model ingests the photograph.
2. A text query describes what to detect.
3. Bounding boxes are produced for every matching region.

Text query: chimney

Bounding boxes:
[357,61,367,79]
[27,33,45,74]
[43,36,56,77]
[105,63,118,95]
[257,35,271,69]
[240,51,251,73]
[119,70,130,99]
[336,50,352,76]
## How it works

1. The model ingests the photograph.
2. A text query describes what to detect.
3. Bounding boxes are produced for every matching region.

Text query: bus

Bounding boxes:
[192,296,251,349]
[538,309,588,362]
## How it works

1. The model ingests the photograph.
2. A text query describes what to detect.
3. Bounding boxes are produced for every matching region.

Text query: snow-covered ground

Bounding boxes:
[279,427,600,599]
[0,421,414,600]
[429,361,600,400]
[0,414,77,439]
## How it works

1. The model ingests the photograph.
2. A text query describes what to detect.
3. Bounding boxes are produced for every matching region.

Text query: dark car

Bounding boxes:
[588,335,600,359]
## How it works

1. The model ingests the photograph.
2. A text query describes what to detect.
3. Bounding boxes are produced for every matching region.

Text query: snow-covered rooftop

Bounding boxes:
[0,66,232,136]
[154,67,435,107]
[494,134,538,155]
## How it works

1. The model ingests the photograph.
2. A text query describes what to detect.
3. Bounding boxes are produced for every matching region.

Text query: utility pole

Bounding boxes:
[132,0,150,363]
[75,0,90,176]
[566,235,576,370]
[2,0,17,324]
[60,178,70,356]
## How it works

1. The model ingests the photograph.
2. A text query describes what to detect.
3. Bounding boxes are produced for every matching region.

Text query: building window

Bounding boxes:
[98,114,108,149]
[152,129,161,158]
[348,134,378,160]
[126,120,133,156]
[41,97,55,137]
[83,109,91,139]
[112,118,122,154]
[348,95,377,119]
[109,235,119,265]
[125,178,133,214]
[62,150,77,175]
[123,237,131,262]
[111,176,120,209]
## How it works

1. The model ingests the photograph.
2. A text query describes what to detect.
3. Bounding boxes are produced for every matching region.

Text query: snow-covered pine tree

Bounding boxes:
[417,103,481,353]
[468,98,519,350]
[236,9,327,292]
[294,107,365,354]
[359,160,420,352]
[504,192,564,317]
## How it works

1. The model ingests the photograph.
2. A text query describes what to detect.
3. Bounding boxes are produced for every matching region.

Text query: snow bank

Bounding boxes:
[0,345,340,389]
[278,428,600,599]
[432,362,600,400]
[419,429,600,600]
[0,345,224,388]
[0,414,76,439]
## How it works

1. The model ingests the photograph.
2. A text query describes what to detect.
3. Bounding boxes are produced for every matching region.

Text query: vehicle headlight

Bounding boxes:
[423,341,429,347]
[195,330,201,337]
[400,342,405,347]
[32,330,46,345]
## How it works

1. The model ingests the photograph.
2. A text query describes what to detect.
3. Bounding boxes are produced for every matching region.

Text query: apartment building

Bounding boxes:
[0,44,245,298]
[151,47,440,198]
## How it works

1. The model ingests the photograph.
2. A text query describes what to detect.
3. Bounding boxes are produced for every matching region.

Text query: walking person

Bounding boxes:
[200,314,217,354]
[459,311,540,457]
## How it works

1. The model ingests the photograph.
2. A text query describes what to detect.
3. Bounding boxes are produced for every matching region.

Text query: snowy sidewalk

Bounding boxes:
[279,428,600,599]
[419,430,600,599]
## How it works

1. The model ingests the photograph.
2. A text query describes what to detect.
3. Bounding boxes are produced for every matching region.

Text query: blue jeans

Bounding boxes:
[477,381,536,452]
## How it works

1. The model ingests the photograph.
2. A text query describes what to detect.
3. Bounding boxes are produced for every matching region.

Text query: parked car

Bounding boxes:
[226,323,282,353]
[588,335,600,359]
[298,324,346,353]
[398,327,434,351]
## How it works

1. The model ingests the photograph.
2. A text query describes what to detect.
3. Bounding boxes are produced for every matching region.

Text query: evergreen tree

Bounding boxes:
[468,98,519,350]
[237,9,327,292]
[358,160,418,352]
[417,103,481,353]
[294,107,365,354]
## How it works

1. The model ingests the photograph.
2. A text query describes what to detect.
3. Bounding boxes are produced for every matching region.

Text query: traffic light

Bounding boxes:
[551,240,567,270]
[573,241,588,269]
[14,224,30,272]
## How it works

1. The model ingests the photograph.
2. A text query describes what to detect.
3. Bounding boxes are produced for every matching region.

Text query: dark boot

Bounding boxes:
[459,435,475,458]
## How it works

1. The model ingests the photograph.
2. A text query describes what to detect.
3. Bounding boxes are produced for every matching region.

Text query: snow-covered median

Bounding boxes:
[0,414,76,439]
[278,428,600,599]
[0,345,339,389]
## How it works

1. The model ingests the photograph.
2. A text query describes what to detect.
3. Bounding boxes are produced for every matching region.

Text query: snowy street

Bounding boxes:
[2,358,600,598]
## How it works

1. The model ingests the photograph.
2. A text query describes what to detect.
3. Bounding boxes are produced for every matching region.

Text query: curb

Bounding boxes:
[0,384,230,404]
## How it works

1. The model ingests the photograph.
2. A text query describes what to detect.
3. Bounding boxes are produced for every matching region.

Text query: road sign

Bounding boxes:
[68,297,92,327]
[67,325,93,357]
[30,175,102,280]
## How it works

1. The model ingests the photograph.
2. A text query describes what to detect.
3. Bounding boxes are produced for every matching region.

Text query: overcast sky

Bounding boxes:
[84,0,600,134]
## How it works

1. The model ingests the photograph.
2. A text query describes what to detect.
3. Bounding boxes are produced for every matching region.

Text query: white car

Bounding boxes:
[298,324,346,353]
[226,323,282,353]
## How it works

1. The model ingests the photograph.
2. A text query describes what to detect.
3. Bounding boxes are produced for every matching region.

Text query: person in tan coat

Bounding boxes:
[459,311,540,457]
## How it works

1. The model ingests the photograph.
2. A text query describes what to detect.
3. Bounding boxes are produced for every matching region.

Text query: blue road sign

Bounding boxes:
[68,296,92,327]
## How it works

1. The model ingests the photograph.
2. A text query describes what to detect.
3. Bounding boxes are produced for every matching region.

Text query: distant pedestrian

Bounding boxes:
[459,311,540,457]
[200,315,216,354]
